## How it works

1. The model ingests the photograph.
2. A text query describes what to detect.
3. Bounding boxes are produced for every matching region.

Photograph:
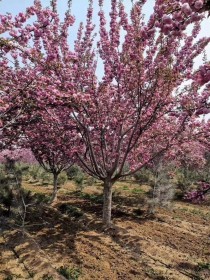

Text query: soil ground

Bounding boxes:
[0,180,210,280]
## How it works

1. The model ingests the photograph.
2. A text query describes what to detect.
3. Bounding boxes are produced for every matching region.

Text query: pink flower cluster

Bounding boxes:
[0,149,36,164]
[184,182,210,203]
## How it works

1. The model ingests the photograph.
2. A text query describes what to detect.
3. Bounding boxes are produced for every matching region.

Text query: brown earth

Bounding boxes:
[0,181,210,280]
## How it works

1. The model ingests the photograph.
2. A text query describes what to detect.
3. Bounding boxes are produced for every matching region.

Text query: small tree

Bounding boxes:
[25,110,76,202]
[0,153,31,228]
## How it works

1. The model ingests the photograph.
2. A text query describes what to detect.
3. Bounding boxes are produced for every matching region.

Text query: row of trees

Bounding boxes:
[0,0,210,225]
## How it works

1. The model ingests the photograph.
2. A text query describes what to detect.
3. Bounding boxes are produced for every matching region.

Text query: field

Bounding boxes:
[0,180,210,280]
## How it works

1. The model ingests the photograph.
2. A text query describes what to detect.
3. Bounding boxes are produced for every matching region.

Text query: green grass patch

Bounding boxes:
[121,185,129,191]
[131,188,145,194]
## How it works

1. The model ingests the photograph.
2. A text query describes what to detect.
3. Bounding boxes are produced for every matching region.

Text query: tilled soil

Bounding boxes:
[0,182,210,280]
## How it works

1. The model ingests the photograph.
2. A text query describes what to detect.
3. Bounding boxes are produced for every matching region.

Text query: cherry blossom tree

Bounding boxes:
[1,0,210,225]
[0,0,77,202]
[0,0,75,134]
[24,109,77,202]
[67,0,210,225]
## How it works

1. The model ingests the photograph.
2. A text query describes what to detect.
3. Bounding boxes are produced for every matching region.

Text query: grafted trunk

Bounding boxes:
[51,173,58,203]
[102,180,113,226]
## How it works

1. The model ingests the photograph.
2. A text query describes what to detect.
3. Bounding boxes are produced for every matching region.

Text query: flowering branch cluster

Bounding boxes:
[184,181,210,202]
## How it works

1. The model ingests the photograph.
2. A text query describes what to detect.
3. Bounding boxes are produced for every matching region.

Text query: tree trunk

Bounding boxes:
[102,180,113,226]
[51,173,58,203]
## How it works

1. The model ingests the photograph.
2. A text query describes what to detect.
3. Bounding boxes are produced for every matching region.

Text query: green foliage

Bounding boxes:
[28,164,42,181]
[78,192,103,204]
[58,266,81,280]
[19,189,33,203]
[34,193,51,204]
[39,170,53,186]
[66,165,82,179]
[28,165,68,186]
[57,171,68,186]
[85,176,96,186]
[0,161,50,218]
[197,262,210,271]
[58,204,83,218]
[0,185,13,213]
[66,165,86,191]
[173,190,184,200]
[27,165,50,185]
[0,160,24,214]
[131,187,145,194]
[0,165,7,185]
[133,169,152,185]
[175,170,195,192]
[0,166,13,213]
[74,173,85,192]
[15,162,29,176]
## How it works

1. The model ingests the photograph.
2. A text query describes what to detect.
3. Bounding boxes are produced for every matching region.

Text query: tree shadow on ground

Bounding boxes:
[61,190,153,223]
[1,203,88,279]
[176,261,210,280]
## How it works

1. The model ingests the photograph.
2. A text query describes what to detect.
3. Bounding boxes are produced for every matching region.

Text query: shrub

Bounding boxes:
[28,165,68,186]
[0,160,23,215]
[175,171,194,192]
[66,165,86,191]
[34,193,51,204]
[0,166,7,185]
[58,266,81,280]
[85,176,96,186]
[58,204,83,218]
[39,170,53,186]
[66,165,82,179]
[57,171,68,186]
[78,192,103,204]
[74,173,85,192]
[197,262,210,271]
[28,164,42,181]
[133,169,152,185]
[0,186,13,215]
